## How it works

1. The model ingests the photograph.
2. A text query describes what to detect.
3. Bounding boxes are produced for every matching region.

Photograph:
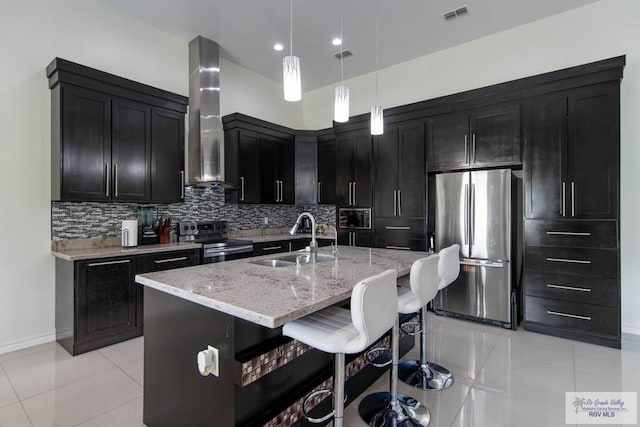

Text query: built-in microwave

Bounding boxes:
[338,208,372,230]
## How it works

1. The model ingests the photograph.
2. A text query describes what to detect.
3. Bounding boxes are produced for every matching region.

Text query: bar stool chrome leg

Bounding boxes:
[359,318,431,426]
[398,308,454,391]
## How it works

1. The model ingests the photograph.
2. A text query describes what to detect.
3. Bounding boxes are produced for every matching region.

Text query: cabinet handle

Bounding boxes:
[386,245,411,251]
[262,246,283,251]
[280,181,284,202]
[471,133,476,164]
[464,134,469,164]
[88,259,131,267]
[546,283,592,292]
[393,190,397,216]
[385,226,410,230]
[240,177,245,201]
[275,181,279,202]
[154,256,188,264]
[545,257,591,264]
[571,181,576,217]
[398,190,402,216]
[353,182,356,205]
[180,171,185,199]
[546,310,591,321]
[114,164,119,197]
[317,182,322,203]
[348,182,353,206]
[561,182,566,217]
[350,232,355,247]
[105,163,110,196]
[546,231,592,236]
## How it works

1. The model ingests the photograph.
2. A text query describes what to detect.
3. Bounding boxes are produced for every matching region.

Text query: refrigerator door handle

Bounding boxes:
[470,183,476,246]
[464,183,469,245]
[460,258,506,268]
[393,190,397,216]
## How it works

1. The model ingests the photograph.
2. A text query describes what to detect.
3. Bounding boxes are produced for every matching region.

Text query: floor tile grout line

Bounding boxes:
[0,343,56,365]
[0,360,22,410]
[71,396,143,427]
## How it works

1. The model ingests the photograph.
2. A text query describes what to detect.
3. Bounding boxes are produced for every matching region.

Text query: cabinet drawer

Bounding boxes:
[525,246,618,277]
[137,249,200,273]
[375,218,426,240]
[524,271,618,307]
[525,220,617,248]
[525,296,619,336]
[252,241,290,256]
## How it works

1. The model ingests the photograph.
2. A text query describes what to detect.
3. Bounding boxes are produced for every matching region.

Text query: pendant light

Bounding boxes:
[283,0,301,102]
[371,0,383,135]
[334,4,349,123]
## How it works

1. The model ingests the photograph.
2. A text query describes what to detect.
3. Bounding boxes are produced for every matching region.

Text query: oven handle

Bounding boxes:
[204,245,254,256]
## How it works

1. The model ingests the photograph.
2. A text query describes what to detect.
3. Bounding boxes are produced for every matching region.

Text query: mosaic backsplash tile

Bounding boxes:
[51,187,336,240]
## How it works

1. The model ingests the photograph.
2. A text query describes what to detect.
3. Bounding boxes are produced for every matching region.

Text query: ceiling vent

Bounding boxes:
[334,50,353,60]
[443,5,468,21]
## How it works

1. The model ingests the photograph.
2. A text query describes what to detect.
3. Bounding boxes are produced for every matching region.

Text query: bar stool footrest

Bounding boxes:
[400,320,423,336]
[365,347,392,368]
[302,389,335,424]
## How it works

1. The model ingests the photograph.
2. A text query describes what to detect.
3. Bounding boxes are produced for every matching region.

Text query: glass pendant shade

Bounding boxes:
[334,85,349,123]
[283,55,301,102]
[371,104,384,135]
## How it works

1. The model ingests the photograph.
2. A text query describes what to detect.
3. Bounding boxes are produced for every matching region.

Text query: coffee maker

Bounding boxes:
[138,206,159,245]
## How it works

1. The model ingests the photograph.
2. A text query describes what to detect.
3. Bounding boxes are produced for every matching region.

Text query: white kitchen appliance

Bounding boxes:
[121,220,138,247]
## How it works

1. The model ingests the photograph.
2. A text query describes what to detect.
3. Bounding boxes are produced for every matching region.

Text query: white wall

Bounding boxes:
[303,0,640,335]
[0,0,298,353]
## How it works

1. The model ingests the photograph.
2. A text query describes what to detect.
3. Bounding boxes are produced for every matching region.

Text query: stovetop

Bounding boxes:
[177,221,252,247]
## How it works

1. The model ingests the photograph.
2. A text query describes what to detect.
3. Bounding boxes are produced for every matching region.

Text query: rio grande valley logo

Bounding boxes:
[566,392,637,424]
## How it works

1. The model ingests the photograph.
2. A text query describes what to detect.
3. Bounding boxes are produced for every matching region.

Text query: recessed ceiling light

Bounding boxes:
[274,43,284,51]
[332,38,342,46]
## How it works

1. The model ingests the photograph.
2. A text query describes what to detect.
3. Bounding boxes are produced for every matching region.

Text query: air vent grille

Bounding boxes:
[443,5,468,21]
[334,50,353,60]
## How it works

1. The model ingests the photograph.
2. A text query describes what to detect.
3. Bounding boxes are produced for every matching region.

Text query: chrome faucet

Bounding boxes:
[328,225,339,258]
[289,212,317,263]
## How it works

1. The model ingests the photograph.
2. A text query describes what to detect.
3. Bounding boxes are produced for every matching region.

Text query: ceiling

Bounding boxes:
[97,0,598,92]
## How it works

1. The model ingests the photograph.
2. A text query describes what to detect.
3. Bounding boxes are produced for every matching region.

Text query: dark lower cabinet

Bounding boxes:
[338,230,373,248]
[252,240,290,256]
[55,248,200,356]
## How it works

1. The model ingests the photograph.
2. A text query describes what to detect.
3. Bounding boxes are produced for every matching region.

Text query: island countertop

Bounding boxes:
[135,246,429,328]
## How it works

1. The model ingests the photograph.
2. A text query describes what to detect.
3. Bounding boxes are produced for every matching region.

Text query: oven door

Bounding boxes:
[202,245,254,264]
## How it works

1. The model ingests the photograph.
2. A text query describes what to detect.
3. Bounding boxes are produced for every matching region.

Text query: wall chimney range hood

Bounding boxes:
[187,36,235,188]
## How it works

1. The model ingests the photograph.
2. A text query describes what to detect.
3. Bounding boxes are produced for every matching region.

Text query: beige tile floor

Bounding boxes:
[0,314,638,426]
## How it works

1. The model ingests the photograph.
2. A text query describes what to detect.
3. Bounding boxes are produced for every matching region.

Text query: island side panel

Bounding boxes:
[143,286,236,427]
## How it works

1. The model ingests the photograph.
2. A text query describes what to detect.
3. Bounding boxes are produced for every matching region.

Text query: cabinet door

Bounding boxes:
[523,94,566,219]
[355,230,373,247]
[151,108,184,202]
[398,122,426,218]
[353,132,372,207]
[567,84,619,219]
[60,85,112,201]
[470,103,521,167]
[111,98,151,201]
[260,137,278,204]
[427,113,469,171]
[237,130,262,203]
[276,138,295,204]
[317,136,337,205]
[76,258,138,344]
[374,128,399,217]
[335,135,354,206]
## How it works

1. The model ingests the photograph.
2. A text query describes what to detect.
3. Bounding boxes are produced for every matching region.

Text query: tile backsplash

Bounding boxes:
[51,187,336,240]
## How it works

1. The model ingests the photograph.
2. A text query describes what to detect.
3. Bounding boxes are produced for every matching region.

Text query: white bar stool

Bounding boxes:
[282,269,399,427]
[397,244,460,391]
[358,255,438,426]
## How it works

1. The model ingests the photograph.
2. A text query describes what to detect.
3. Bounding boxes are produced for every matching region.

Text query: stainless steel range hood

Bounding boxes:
[187,36,235,188]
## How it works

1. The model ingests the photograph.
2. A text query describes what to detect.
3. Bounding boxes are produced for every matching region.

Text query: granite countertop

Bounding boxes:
[51,242,203,261]
[135,246,429,328]
[51,232,334,261]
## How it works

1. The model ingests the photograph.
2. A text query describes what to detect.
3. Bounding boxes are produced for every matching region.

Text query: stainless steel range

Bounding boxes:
[178,221,254,264]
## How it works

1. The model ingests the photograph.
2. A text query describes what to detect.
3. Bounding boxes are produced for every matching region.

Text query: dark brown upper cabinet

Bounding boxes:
[523,83,619,219]
[48,58,188,203]
[335,128,372,207]
[223,113,295,205]
[374,121,426,219]
[428,103,521,171]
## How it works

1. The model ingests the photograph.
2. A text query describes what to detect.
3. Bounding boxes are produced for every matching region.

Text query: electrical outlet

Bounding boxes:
[197,345,220,377]
[263,217,269,225]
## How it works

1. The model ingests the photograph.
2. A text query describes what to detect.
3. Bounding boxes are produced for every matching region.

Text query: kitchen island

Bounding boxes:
[136,246,428,427]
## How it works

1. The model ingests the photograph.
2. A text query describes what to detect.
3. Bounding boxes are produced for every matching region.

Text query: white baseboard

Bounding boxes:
[622,326,640,337]
[0,331,56,356]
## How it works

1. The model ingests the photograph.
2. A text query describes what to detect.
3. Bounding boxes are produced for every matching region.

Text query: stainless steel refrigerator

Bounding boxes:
[433,169,520,328]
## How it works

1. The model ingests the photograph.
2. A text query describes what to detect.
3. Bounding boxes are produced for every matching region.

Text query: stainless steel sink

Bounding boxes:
[249,259,296,268]
[276,253,335,264]
[249,253,335,268]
